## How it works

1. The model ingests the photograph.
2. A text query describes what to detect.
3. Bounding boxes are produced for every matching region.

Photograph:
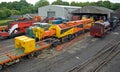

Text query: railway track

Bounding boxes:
[68,34,120,72]
[1,26,120,72]
[27,29,120,72]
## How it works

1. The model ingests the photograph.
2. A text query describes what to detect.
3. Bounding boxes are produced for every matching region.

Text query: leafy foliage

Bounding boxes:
[70,0,120,10]
[35,0,49,8]
[52,0,69,5]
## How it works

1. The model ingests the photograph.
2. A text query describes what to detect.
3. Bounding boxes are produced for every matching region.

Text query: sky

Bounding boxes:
[0,0,120,5]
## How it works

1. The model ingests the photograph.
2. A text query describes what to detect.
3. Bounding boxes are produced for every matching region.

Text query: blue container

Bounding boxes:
[56,17,62,20]
[51,20,62,24]
[62,19,69,22]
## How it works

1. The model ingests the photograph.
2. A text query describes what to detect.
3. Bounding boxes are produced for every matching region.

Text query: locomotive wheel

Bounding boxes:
[78,31,82,35]
[74,33,78,37]
[71,35,75,39]
[64,37,69,42]
[68,35,72,40]
[44,38,61,47]
[52,40,60,47]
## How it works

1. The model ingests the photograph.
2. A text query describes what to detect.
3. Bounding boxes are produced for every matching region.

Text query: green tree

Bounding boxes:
[52,0,69,5]
[102,1,111,9]
[0,2,8,8]
[8,1,22,10]
[70,1,76,6]
[35,0,49,8]
[21,6,31,14]
[11,10,21,15]
[111,3,120,10]
[96,1,103,7]
[71,1,82,6]
[20,0,29,7]
[4,8,12,17]
[0,10,7,19]
[29,5,38,13]
[62,2,69,5]
[52,0,62,5]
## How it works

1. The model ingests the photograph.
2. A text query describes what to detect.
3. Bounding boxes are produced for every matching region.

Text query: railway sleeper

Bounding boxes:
[5,59,20,66]
[0,59,21,70]
[0,57,25,70]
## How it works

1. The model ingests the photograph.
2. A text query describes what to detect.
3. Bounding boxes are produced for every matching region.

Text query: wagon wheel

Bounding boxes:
[0,65,3,70]
[34,51,42,57]
[27,53,35,59]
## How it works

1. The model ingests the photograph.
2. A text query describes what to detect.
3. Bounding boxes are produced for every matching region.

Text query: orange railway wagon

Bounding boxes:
[0,25,8,31]
[0,36,51,70]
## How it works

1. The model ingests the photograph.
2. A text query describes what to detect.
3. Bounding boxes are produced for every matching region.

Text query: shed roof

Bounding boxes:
[39,5,81,9]
[72,6,113,14]
[91,6,113,12]
[113,8,120,18]
[52,5,81,9]
[114,8,120,13]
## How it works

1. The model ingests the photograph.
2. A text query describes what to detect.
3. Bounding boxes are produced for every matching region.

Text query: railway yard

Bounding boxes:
[0,3,120,72]
[0,23,120,72]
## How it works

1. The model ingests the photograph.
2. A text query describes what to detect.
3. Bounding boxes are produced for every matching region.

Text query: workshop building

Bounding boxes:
[38,5,81,20]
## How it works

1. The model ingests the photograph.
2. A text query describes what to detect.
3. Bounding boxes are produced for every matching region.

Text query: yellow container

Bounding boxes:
[14,36,36,53]
[22,38,36,53]
[15,36,28,48]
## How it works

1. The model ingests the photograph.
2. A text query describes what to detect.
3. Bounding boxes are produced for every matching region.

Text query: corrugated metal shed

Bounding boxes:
[38,5,81,20]
[72,6,113,18]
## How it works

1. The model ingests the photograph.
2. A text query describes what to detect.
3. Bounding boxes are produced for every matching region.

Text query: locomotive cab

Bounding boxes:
[90,21,111,37]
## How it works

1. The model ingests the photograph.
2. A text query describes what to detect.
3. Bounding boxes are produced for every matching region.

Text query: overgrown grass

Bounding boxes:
[0,19,14,26]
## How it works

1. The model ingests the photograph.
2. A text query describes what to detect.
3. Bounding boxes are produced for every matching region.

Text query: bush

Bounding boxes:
[0,10,7,19]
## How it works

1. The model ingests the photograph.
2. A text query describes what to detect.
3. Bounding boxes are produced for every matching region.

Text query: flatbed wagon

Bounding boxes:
[0,36,51,70]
